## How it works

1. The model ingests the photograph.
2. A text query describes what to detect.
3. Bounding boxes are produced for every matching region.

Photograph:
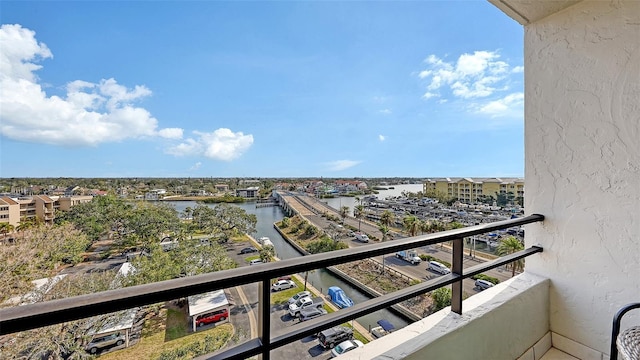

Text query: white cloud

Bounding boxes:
[189,162,202,171]
[511,66,524,73]
[167,128,253,161]
[378,135,386,142]
[379,109,391,114]
[423,92,438,99]
[477,92,524,117]
[325,160,360,171]
[418,50,521,100]
[0,24,182,147]
[158,128,183,139]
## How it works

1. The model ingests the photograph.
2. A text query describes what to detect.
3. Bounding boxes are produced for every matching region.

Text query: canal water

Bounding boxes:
[166,193,413,332]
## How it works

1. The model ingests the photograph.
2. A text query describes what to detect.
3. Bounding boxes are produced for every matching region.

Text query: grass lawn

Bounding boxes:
[99,305,233,360]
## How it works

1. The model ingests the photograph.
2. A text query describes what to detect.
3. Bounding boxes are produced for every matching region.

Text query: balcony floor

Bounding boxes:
[540,348,580,360]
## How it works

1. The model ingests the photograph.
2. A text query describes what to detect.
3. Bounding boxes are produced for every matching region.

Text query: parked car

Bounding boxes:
[195,308,229,327]
[289,297,325,317]
[347,231,355,237]
[354,232,370,243]
[240,246,258,254]
[271,279,295,291]
[428,261,451,275]
[330,339,364,357]
[475,279,495,290]
[288,290,311,305]
[239,246,258,254]
[299,307,328,321]
[85,332,125,354]
[318,326,354,349]
[249,259,263,265]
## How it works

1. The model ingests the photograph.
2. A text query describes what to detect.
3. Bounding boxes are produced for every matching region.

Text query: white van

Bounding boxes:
[354,233,369,243]
[428,261,451,275]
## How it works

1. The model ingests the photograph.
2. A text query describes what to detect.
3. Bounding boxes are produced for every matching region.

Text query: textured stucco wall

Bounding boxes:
[524,0,640,354]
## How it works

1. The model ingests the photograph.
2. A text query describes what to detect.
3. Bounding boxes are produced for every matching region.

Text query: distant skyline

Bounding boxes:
[1,1,525,178]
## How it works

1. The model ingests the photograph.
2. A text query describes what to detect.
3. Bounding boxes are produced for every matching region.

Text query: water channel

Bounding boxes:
[165,185,423,332]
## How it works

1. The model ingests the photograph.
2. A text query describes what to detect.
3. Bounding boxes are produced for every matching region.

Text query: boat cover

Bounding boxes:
[377,319,395,332]
[327,286,354,309]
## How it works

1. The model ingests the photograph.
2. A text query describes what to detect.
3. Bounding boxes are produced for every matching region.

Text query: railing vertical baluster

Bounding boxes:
[451,238,463,314]
[259,279,271,360]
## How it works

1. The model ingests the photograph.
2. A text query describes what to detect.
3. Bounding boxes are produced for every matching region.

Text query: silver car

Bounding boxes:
[85,332,125,354]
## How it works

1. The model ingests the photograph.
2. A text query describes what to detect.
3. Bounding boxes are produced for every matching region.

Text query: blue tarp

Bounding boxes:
[377,319,395,332]
[327,286,354,309]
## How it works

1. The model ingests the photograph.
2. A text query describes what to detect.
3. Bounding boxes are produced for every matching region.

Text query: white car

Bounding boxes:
[271,279,295,291]
[288,290,311,305]
[428,261,451,275]
[331,339,364,357]
[475,279,495,290]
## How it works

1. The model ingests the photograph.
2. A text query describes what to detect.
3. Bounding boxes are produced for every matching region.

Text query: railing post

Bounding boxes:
[258,279,271,360]
[451,238,463,314]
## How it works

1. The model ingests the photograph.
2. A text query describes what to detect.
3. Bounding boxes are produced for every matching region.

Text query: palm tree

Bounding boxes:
[496,236,525,276]
[403,215,421,237]
[354,205,365,231]
[380,210,395,228]
[0,223,14,243]
[378,224,389,273]
[339,206,350,224]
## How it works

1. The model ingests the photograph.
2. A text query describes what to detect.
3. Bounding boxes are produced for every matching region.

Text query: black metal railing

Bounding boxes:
[0,214,544,360]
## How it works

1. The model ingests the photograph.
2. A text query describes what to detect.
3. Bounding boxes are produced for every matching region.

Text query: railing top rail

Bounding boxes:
[0,213,543,335]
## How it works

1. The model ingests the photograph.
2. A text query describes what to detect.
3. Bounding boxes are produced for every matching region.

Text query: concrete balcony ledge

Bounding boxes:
[343,272,550,360]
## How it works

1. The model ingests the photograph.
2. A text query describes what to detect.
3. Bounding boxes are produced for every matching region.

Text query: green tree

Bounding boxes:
[496,236,525,277]
[379,210,395,228]
[353,204,365,231]
[378,224,389,273]
[339,206,350,224]
[304,224,318,237]
[431,287,452,312]
[259,245,276,263]
[55,194,131,242]
[119,202,182,248]
[124,238,237,286]
[191,204,257,241]
[403,215,421,237]
[0,222,14,241]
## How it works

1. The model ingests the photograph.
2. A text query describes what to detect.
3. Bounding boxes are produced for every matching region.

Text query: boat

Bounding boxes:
[327,286,354,309]
[258,236,270,244]
[371,319,396,338]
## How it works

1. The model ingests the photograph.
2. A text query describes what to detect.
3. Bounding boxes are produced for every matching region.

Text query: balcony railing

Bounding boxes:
[0,214,544,360]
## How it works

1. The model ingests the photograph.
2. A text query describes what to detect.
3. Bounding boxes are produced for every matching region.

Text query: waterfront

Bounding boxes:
[166,199,411,332]
[320,183,423,216]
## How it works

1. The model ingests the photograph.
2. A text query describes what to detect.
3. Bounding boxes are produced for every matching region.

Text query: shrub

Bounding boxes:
[305,237,349,254]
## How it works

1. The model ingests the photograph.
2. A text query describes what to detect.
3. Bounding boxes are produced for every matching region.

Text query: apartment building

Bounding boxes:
[423,177,524,203]
[0,195,93,228]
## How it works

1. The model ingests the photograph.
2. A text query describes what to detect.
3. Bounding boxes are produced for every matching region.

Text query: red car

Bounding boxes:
[195,308,229,327]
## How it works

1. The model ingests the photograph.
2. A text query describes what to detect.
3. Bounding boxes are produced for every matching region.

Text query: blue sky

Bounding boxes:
[0,1,524,178]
